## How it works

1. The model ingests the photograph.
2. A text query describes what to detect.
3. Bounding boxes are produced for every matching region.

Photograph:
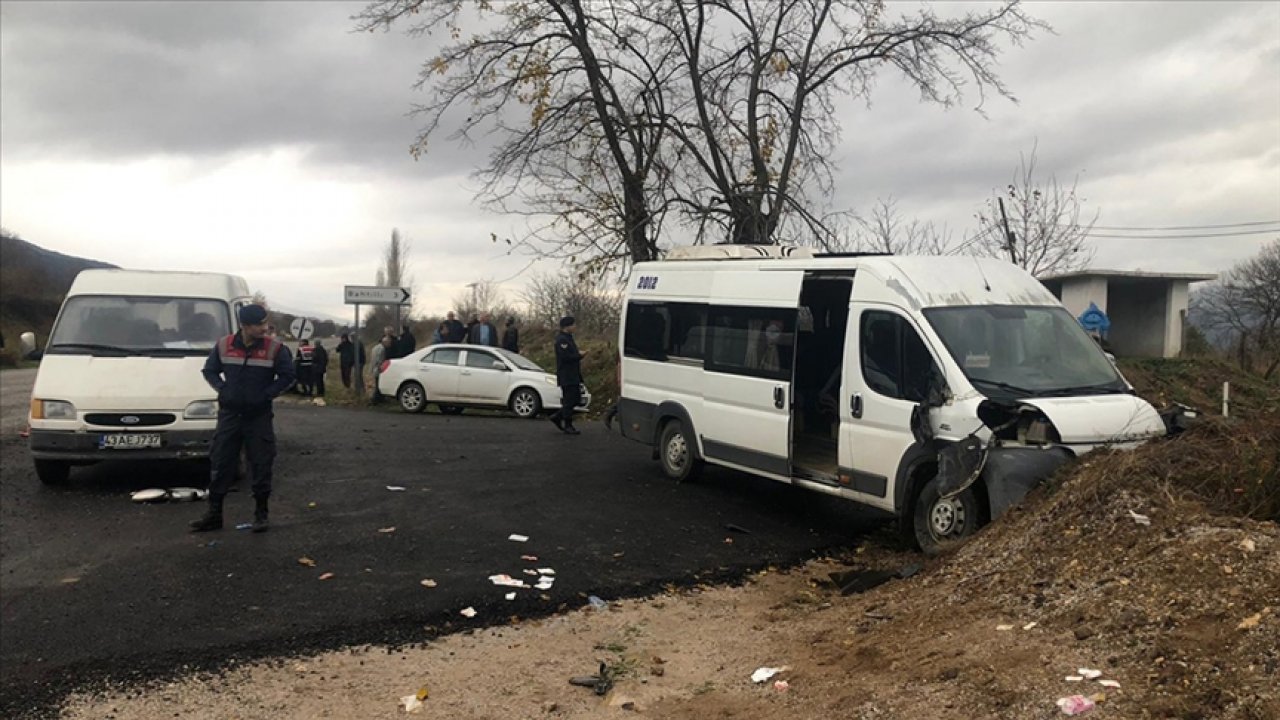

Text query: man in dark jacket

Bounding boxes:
[312,341,329,397]
[502,317,520,353]
[443,311,466,343]
[550,316,586,435]
[467,312,500,346]
[335,333,356,388]
[397,323,417,357]
[191,304,295,533]
[294,339,315,396]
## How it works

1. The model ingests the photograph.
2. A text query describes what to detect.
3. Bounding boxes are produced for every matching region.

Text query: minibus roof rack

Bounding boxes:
[812,251,893,258]
[665,244,814,260]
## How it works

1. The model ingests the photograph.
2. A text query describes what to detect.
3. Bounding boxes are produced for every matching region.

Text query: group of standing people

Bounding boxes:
[292,339,328,397]
[430,311,520,353]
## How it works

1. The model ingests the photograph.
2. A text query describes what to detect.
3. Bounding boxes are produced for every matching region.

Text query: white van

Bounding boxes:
[617,246,1166,553]
[27,269,254,484]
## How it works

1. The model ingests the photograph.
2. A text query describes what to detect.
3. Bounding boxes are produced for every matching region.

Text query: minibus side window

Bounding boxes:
[861,311,936,402]
[624,302,707,362]
[706,307,796,381]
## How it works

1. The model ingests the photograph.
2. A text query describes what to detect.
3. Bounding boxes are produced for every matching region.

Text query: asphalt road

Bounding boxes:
[0,369,883,717]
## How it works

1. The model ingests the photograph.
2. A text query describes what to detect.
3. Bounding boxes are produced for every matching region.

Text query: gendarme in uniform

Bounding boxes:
[190,304,295,533]
[550,316,585,435]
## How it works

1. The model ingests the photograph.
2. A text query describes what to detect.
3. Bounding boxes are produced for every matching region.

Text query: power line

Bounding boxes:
[1067,220,1280,231]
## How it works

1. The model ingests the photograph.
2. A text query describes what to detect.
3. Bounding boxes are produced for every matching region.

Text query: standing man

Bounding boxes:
[312,340,329,398]
[370,334,393,404]
[550,316,586,435]
[467,312,500,346]
[502,317,520,353]
[294,339,315,396]
[443,311,466,343]
[397,323,417,357]
[336,333,355,388]
[191,304,295,533]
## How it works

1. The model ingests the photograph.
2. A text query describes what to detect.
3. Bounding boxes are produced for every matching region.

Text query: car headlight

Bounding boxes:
[184,400,219,419]
[32,399,76,420]
[544,375,558,386]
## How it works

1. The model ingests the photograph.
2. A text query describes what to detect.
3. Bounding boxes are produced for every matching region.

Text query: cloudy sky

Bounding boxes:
[2,1,1277,320]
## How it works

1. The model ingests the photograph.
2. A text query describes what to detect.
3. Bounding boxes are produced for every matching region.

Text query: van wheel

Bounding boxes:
[658,420,703,483]
[35,459,71,485]
[509,388,542,419]
[912,474,980,555]
[398,382,427,413]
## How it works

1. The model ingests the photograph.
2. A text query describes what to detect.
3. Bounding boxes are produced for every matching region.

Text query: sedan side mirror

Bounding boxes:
[492,360,508,371]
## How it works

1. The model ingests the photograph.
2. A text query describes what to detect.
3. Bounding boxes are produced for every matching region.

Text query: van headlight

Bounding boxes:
[184,400,219,419]
[32,399,76,420]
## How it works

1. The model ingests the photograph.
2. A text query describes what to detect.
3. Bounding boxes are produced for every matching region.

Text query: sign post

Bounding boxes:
[344,285,411,398]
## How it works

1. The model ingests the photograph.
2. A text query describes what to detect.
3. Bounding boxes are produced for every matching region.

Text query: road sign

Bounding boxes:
[289,317,315,340]
[344,285,410,305]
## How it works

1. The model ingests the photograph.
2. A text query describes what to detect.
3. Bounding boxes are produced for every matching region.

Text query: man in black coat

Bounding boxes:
[550,316,587,435]
[502,317,520,353]
[397,323,417,357]
[443,311,466,343]
[312,341,329,397]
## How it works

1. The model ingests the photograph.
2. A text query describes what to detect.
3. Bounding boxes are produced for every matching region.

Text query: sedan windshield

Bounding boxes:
[496,349,545,372]
[49,296,231,356]
[923,305,1125,398]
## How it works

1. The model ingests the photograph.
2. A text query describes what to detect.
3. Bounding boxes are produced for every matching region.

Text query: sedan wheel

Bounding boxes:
[510,388,542,419]
[398,382,427,414]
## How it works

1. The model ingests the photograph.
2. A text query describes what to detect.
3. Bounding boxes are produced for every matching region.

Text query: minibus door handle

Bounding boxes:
[773,386,785,409]
[851,393,863,419]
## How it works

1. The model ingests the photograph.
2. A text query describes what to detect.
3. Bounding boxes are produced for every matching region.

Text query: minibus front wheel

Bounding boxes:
[35,459,71,485]
[912,474,981,555]
[658,419,703,483]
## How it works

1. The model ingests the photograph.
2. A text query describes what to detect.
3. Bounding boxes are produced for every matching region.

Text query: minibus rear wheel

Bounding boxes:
[35,459,71,485]
[912,474,980,555]
[658,419,703,483]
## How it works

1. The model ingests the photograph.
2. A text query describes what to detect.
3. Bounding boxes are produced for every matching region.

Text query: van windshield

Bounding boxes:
[48,296,231,356]
[922,305,1126,398]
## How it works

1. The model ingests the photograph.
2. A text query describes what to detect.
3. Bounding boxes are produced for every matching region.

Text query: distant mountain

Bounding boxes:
[0,231,117,347]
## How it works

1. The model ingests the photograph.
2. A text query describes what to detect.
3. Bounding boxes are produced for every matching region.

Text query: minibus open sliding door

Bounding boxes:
[698,270,804,480]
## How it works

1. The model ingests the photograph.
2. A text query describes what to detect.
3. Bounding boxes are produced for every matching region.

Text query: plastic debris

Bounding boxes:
[535,581,554,590]
[521,555,538,561]
[318,572,335,581]
[1078,668,1103,680]
[1023,622,1038,630]
[587,596,607,610]
[386,485,407,492]
[508,534,529,542]
[298,557,317,567]
[774,680,790,692]
[168,487,205,502]
[505,592,517,601]
[1098,679,1121,689]
[460,606,477,618]
[1065,676,1084,682]
[131,488,169,503]
[996,624,1014,631]
[420,579,437,588]
[537,568,556,575]
[751,666,789,683]
[235,523,253,531]
[399,694,425,713]
[1127,510,1151,526]
[1056,695,1095,715]
[1240,538,1256,552]
[378,527,396,534]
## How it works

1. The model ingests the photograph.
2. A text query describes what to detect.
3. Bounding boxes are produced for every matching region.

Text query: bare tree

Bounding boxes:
[1194,240,1280,379]
[520,271,621,336]
[365,229,414,338]
[837,196,953,254]
[359,0,1043,271]
[451,280,519,324]
[970,146,1097,276]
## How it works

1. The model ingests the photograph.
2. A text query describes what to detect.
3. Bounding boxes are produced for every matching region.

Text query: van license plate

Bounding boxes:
[100,433,162,450]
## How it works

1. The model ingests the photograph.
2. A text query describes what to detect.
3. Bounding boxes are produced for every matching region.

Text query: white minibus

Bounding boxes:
[27,269,254,484]
[617,246,1166,553]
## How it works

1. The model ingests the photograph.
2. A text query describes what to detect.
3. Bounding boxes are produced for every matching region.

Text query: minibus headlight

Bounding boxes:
[184,400,219,419]
[32,399,76,420]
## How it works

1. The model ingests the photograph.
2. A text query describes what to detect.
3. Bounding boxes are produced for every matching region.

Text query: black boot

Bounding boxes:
[190,494,225,532]
[550,413,564,431]
[252,494,269,533]
[564,421,581,435]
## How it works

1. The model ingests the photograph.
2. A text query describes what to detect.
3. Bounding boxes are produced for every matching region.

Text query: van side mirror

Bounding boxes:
[19,332,37,359]
[925,366,950,407]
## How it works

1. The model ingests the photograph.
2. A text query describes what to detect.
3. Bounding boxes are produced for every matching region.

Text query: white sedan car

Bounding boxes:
[377,344,590,418]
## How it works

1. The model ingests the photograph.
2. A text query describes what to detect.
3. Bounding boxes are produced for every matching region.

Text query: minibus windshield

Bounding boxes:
[922,305,1126,398]
[48,296,231,356]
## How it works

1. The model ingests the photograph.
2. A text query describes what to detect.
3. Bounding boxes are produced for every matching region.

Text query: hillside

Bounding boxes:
[0,232,116,358]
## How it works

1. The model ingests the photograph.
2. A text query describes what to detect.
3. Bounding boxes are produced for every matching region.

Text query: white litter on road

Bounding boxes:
[488,574,527,588]
[751,666,789,684]
[508,534,529,542]
[386,485,407,492]
[1098,679,1121,689]
[537,568,556,575]
[460,607,477,618]
[400,695,424,713]
[1078,668,1103,680]
[505,592,517,601]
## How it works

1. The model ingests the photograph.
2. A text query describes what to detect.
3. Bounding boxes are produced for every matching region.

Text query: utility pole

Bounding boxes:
[997,197,1018,265]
